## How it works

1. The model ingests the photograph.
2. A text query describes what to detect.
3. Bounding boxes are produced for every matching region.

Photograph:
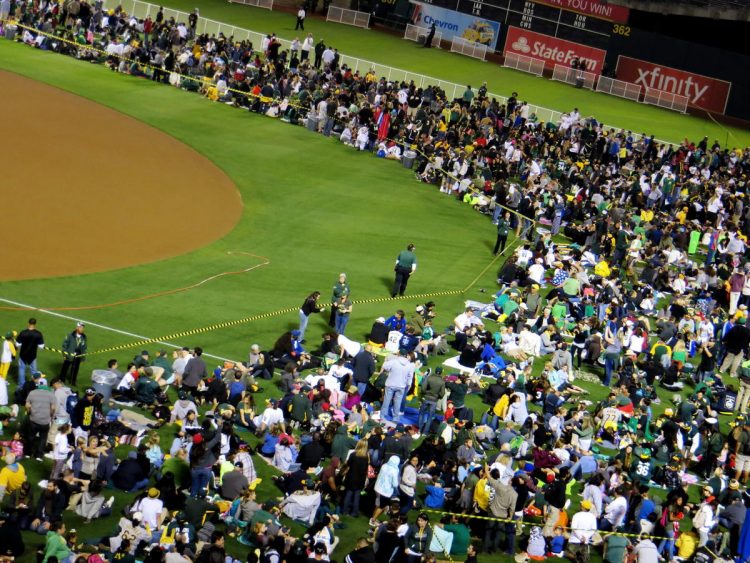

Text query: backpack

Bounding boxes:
[508,435,525,455]
[67,393,80,425]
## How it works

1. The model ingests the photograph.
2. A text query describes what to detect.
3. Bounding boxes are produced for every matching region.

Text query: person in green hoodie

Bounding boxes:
[43,521,71,563]
[331,424,357,460]
[493,212,511,255]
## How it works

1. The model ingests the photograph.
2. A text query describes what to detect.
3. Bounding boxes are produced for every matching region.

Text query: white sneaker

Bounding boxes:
[105,496,115,509]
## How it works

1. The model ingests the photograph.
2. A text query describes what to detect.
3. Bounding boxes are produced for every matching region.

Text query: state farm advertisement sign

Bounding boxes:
[617,56,732,114]
[504,26,606,73]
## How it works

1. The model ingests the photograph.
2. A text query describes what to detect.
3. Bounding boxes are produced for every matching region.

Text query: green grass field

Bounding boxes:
[139,0,750,147]
[0,13,726,560]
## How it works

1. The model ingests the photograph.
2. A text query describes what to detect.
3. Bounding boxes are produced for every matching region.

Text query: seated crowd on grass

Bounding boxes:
[3,1,750,563]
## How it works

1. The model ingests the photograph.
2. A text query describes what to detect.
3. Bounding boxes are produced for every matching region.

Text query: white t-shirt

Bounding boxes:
[172,356,189,376]
[260,407,284,428]
[138,497,164,529]
[569,510,598,544]
[604,495,628,527]
[117,372,135,391]
[53,432,71,461]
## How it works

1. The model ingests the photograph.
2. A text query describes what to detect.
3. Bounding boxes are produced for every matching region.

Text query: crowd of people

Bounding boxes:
[2,1,750,563]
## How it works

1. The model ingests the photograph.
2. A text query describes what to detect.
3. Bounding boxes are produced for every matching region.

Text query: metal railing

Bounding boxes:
[643,87,689,113]
[102,0,683,145]
[403,24,442,49]
[227,0,274,11]
[326,5,370,29]
[449,36,488,61]
[551,64,597,90]
[596,75,642,102]
[503,52,545,77]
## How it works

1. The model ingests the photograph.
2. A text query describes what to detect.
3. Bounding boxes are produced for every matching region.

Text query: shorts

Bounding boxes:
[736,453,750,473]
[375,493,395,508]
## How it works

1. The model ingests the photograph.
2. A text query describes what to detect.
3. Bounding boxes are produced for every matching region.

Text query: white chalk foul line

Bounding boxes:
[0,297,232,362]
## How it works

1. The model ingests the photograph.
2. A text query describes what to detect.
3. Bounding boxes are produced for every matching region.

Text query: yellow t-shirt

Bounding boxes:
[594,261,611,278]
[493,395,509,418]
[676,533,697,558]
[0,464,26,493]
[474,477,489,511]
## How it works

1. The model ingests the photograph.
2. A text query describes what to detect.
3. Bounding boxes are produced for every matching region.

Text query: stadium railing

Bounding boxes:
[403,24,442,48]
[449,37,488,61]
[596,75,642,102]
[503,52,545,77]
[103,0,677,146]
[227,0,274,11]
[326,6,370,29]
[551,64,597,90]
[643,87,689,114]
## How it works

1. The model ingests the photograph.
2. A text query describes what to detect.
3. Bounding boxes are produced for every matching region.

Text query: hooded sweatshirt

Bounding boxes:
[374,455,400,498]
[383,355,412,389]
[331,425,357,460]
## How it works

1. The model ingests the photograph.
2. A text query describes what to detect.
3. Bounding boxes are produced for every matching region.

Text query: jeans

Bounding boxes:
[357,382,368,396]
[492,206,502,223]
[658,527,675,559]
[18,358,36,386]
[483,518,515,553]
[381,386,404,420]
[323,116,335,136]
[335,313,349,335]
[191,466,213,496]
[417,400,437,434]
[369,448,380,467]
[520,218,533,240]
[399,491,414,514]
[298,310,310,341]
[128,478,150,492]
[604,354,619,387]
[342,488,362,516]
[480,411,499,430]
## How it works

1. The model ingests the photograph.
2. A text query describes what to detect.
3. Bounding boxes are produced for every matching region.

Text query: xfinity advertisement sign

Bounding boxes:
[616,56,732,114]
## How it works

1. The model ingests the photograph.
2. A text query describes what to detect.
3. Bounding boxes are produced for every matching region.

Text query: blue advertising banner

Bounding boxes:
[410,2,502,50]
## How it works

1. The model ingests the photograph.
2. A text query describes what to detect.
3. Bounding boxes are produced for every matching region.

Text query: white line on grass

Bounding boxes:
[0,297,232,362]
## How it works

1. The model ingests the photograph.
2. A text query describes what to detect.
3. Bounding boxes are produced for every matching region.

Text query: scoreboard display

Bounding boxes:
[417,0,624,50]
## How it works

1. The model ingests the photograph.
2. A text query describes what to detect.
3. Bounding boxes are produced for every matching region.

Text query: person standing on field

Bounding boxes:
[299,291,323,342]
[391,243,417,298]
[16,317,44,387]
[295,5,305,30]
[494,211,511,255]
[60,322,87,387]
[424,23,436,48]
[329,273,350,327]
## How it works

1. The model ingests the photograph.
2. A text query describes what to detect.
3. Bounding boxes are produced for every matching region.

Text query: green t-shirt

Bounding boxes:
[562,277,580,296]
[605,534,630,563]
[689,231,701,254]
[396,250,417,269]
[445,523,471,556]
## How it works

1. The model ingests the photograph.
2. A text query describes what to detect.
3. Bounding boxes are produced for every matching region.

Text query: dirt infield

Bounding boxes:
[0,71,242,282]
